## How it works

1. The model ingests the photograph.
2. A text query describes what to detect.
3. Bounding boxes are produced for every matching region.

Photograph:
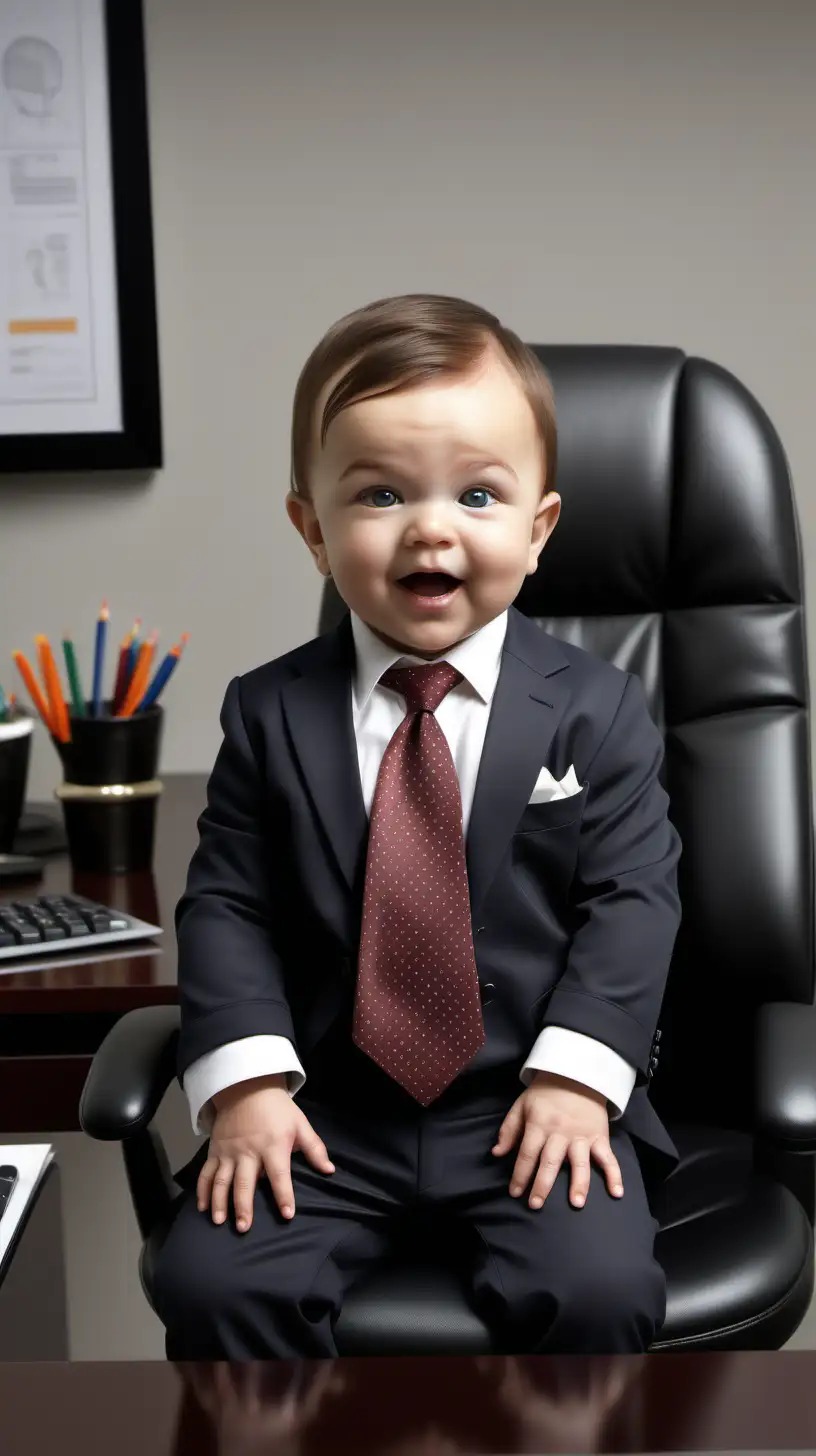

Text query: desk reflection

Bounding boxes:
[173,1352,645,1455]
[175,1362,347,1456]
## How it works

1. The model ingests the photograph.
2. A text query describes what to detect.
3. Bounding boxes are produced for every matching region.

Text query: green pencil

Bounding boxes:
[62,637,86,717]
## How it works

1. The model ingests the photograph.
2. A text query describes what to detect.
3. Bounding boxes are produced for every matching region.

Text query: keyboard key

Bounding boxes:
[78,910,116,932]
[53,917,91,937]
[0,915,41,943]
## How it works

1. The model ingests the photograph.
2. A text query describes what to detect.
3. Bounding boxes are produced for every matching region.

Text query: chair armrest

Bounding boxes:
[756,1001,816,1151]
[80,1005,180,1141]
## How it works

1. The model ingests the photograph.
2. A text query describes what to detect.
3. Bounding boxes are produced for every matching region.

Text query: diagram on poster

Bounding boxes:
[0,0,122,434]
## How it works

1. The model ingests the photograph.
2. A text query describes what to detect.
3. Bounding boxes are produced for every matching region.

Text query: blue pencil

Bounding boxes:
[126,633,141,685]
[91,601,109,717]
[139,634,188,710]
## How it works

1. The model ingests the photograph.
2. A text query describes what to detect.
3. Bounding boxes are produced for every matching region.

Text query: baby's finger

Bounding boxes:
[592,1139,624,1197]
[297,1121,336,1175]
[509,1126,547,1196]
[566,1137,591,1208]
[264,1147,296,1220]
[492,1100,523,1156]
[232,1154,261,1232]
[196,1155,220,1212]
[210,1157,236,1224]
[525,1132,568,1206]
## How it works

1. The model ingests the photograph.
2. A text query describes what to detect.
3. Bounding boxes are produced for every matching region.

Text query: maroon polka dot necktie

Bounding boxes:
[352,661,486,1105]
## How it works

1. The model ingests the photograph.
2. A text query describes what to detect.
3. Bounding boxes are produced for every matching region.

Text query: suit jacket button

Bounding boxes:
[479,981,495,1006]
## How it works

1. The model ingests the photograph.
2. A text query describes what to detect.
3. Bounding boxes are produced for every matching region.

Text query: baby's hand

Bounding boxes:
[492,1072,623,1210]
[198,1074,334,1231]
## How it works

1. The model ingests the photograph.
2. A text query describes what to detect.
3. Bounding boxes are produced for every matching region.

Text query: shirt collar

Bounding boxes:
[350,607,509,715]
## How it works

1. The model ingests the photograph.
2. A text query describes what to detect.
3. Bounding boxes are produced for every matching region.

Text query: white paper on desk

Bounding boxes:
[0,1144,54,1271]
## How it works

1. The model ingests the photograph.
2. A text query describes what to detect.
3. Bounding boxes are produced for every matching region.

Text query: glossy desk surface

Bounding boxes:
[0,773,206,1014]
[4,1351,816,1454]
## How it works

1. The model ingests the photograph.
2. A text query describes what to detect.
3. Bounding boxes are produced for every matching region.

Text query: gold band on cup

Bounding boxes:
[55,778,164,803]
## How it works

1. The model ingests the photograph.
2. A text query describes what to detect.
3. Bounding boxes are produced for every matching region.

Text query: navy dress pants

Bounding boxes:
[152,1017,665,1360]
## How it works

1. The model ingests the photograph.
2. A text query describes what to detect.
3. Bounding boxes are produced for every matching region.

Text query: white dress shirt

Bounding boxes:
[184,608,636,1135]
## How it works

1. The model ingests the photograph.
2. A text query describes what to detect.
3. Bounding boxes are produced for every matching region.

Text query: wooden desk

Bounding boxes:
[4,1351,816,1454]
[0,774,205,1133]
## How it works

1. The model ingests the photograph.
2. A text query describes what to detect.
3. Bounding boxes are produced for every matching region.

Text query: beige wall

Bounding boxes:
[2,0,816,1358]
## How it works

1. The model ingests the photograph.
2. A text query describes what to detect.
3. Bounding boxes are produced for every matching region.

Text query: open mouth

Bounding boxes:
[397,572,462,598]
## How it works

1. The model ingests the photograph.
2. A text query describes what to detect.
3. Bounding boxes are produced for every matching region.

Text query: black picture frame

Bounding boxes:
[0,0,162,473]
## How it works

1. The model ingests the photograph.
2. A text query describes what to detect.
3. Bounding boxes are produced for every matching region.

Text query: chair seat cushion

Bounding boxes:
[141,1125,813,1354]
[651,1125,814,1349]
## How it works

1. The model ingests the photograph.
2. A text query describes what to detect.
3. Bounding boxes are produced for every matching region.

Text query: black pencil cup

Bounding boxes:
[0,718,34,853]
[52,702,164,874]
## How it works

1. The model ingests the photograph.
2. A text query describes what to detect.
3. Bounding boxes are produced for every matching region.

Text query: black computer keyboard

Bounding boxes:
[0,894,162,962]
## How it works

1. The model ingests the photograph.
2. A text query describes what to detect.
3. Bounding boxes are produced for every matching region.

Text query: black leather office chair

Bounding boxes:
[81,346,816,1351]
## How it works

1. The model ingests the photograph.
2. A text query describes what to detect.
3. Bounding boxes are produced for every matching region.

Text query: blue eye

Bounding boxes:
[461,487,493,508]
[366,488,398,507]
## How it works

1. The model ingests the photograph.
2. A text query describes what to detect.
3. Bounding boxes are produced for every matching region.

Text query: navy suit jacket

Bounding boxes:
[176,604,682,1174]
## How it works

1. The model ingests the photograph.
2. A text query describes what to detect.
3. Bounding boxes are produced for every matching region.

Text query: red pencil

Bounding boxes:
[112,619,141,715]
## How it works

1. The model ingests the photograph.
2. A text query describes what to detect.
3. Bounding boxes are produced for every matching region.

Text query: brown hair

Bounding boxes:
[289,293,557,500]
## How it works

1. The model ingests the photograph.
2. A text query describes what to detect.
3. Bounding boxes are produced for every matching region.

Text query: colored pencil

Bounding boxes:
[0,684,6,718]
[62,636,86,717]
[36,635,70,743]
[112,635,132,716]
[91,600,110,718]
[126,630,141,687]
[139,633,189,710]
[13,650,55,735]
[117,631,158,718]
[113,619,142,713]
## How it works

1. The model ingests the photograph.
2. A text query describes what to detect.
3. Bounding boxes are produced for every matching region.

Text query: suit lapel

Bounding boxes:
[465,607,573,921]
[280,613,368,895]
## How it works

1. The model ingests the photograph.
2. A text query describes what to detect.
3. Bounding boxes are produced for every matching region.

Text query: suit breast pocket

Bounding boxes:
[515,782,588,836]
[511,788,586,912]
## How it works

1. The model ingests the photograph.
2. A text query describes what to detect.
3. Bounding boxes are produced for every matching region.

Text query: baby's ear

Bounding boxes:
[285,491,333,579]
[286,490,316,542]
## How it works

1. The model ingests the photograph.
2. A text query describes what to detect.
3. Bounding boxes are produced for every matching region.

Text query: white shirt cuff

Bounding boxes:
[520,1026,636,1119]
[182,1035,306,1136]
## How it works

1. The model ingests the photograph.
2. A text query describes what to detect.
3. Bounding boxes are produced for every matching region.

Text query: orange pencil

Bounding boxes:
[36,635,70,743]
[12,650,55,735]
[117,631,159,718]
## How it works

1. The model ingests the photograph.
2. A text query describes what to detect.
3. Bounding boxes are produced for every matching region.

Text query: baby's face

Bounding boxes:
[287,342,560,658]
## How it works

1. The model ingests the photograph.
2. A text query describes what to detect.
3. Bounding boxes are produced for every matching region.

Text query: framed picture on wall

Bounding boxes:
[0,0,162,472]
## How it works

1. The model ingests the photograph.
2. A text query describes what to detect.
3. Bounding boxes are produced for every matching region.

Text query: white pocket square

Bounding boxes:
[527,763,582,805]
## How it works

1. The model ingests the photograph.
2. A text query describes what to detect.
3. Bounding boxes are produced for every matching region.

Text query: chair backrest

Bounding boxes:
[317,346,815,1131]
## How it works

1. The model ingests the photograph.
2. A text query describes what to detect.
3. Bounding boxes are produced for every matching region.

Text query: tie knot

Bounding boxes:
[381,661,463,714]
